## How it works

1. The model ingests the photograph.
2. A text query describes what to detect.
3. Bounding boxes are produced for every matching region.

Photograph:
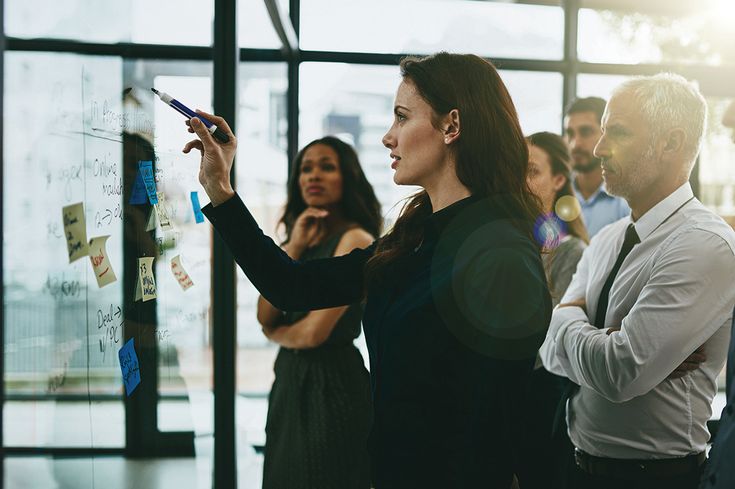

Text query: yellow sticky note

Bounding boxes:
[170,255,194,291]
[154,192,173,232]
[62,203,90,263]
[136,257,157,302]
[88,236,116,288]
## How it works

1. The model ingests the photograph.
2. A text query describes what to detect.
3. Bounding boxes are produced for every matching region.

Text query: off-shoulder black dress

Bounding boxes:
[263,229,372,489]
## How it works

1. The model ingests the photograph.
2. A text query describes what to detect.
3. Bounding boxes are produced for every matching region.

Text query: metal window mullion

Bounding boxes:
[212,0,238,488]
[562,0,580,131]
[286,0,301,170]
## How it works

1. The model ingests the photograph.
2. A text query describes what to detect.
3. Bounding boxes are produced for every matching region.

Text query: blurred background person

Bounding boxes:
[256,136,382,489]
[516,131,589,489]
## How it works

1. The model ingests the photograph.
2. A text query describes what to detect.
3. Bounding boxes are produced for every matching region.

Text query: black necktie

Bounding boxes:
[594,223,640,328]
[551,223,640,437]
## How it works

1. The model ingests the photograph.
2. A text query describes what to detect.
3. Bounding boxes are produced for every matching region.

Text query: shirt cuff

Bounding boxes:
[550,305,589,340]
[545,305,589,379]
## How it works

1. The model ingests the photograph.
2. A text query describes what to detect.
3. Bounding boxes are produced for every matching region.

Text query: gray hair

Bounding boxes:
[611,73,707,163]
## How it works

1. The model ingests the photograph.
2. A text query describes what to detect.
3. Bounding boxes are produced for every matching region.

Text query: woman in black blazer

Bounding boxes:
[184,52,551,489]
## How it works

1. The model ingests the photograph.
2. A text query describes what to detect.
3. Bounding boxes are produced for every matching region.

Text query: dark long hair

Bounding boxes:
[526,131,589,244]
[365,52,544,284]
[280,136,382,240]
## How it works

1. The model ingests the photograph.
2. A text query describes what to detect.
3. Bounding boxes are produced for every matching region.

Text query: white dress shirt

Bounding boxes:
[540,182,735,459]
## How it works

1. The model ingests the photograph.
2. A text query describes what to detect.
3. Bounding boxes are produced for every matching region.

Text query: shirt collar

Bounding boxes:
[573,179,613,202]
[631,182,694,242]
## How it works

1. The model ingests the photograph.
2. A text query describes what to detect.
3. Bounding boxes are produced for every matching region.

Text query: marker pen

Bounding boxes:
[151,88,230,144]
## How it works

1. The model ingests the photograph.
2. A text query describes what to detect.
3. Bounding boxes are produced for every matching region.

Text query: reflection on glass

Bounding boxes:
[5,0,213,45]
[4,52,125,447]
[147,64,214,440]
[300,0,563,60]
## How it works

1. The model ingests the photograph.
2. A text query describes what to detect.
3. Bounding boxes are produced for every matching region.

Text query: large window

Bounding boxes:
[301,0,564,60]
[5,0,214,45]
[578,6,734,66]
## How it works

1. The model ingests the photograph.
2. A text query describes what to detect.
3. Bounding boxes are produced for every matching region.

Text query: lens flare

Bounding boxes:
[533,213,566,249]
[555,195,582,222]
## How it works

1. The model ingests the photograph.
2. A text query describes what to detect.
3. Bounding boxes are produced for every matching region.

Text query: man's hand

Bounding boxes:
[605,328,706,379]
[668,345,707,379]
[558,298,587,315]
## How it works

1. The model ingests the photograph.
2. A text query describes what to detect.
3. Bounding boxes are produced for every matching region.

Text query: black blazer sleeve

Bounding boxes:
[202,193,374,312]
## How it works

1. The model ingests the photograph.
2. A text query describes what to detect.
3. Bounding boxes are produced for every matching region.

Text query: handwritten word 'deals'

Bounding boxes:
[134,256,157,302]
[88,236,116,287]
[170,255,194,291]
[62,202,89,263]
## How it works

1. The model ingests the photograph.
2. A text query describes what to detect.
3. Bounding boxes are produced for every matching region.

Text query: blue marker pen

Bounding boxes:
[151,88,230,144]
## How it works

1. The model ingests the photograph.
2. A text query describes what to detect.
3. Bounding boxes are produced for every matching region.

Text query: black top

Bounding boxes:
[203,193,551,489]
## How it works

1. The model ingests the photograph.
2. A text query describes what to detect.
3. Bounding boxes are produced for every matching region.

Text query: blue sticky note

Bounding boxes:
[190,191,205,224]
[118,338,141,396]
[138,160,158,205]
[129,168,148,204]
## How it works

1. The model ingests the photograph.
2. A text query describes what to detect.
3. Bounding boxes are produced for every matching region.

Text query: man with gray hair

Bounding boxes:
[540,74,735,489]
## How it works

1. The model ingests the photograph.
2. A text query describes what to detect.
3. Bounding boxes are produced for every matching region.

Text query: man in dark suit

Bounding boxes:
[700,99,735,489]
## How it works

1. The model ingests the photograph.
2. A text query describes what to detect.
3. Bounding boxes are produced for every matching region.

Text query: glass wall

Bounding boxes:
[4,52,126,448]
[234,63,289,484]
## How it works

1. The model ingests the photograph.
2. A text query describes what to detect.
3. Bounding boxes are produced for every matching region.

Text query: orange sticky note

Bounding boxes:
[88,235,116,287]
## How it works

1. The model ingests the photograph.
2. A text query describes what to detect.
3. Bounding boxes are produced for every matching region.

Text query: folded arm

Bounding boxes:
[543,231,735,402]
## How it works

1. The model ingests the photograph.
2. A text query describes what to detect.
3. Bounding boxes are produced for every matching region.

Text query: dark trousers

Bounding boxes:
[567,456,705,489]
[515,368,575,489]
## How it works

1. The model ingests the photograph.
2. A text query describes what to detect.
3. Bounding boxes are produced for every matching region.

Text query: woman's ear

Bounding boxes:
[443,109,461,145]
[553,174,567,193]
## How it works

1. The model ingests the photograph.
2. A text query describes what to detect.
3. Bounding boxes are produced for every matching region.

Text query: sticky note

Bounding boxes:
[138,160,158,204]
[118,338,141,396]
[190,191,205,224]
[145,207,158,232]
[62,202,90,263]
[88,235,116,287]
[154,192,173,231]
[170,255,194,290]
[135,256,156,302]
[129,168,148,205]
